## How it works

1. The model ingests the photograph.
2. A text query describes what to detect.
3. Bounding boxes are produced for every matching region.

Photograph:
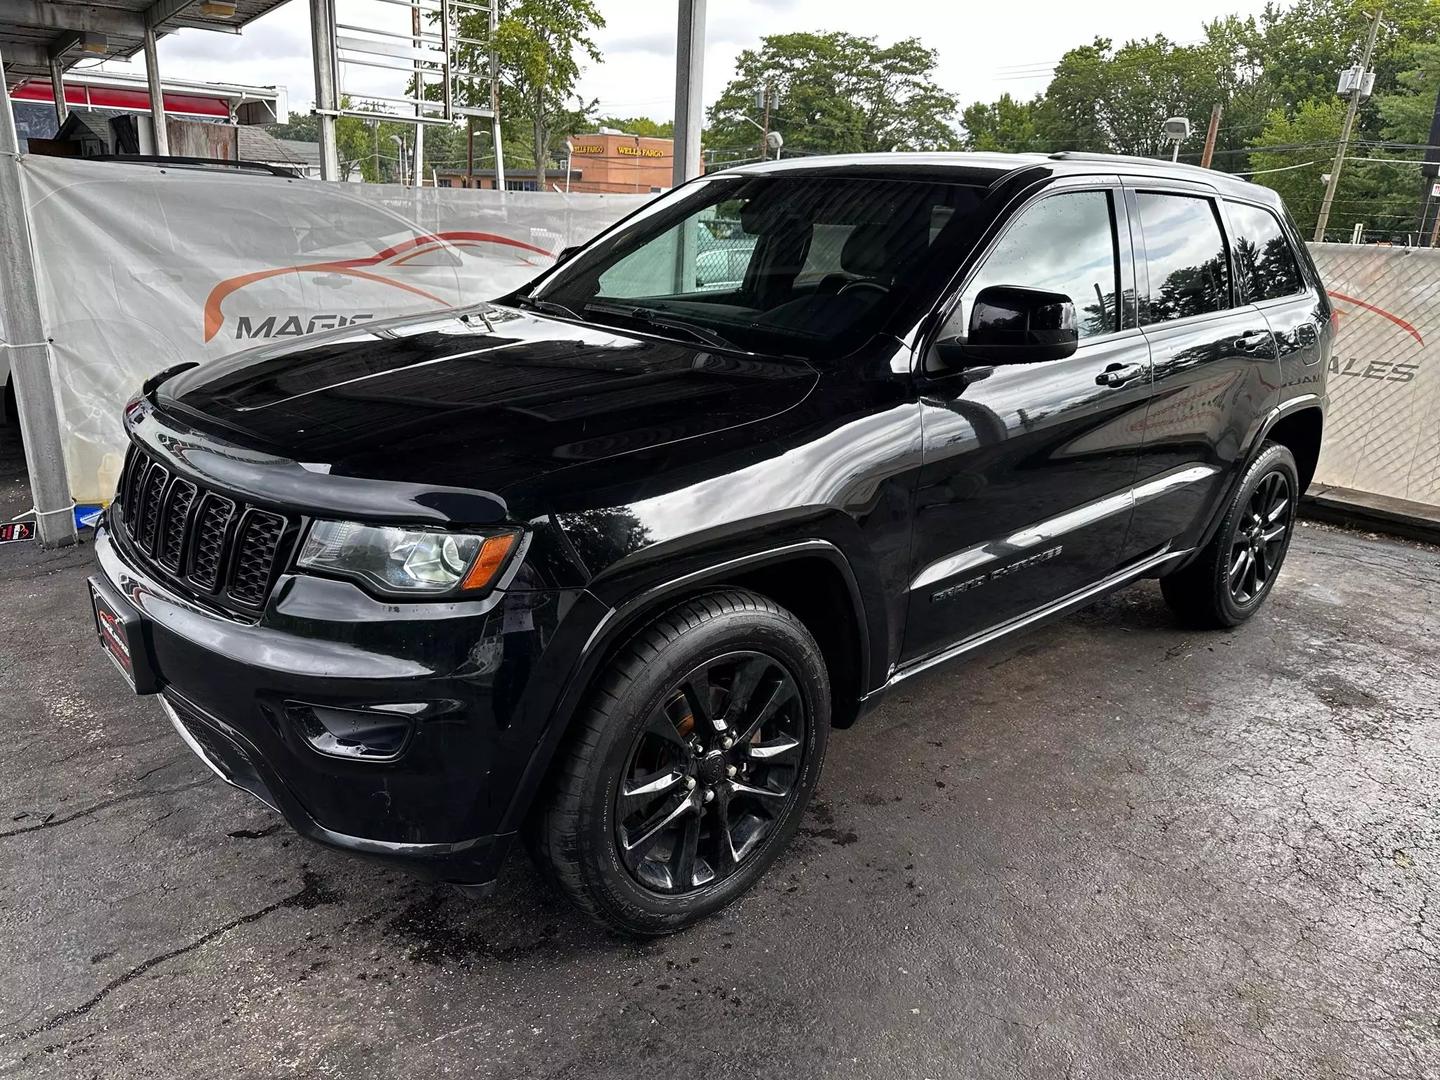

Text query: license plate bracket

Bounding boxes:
[89,576,159,695]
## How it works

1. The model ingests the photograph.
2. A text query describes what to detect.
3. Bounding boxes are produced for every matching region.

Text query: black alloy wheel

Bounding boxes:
[1161,441,1300,628]
[615,651,806,895]
[1228,471,1292,605]
[527,589,829,936]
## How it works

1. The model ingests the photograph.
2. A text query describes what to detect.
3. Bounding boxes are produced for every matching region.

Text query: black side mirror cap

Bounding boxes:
[939,285,1080,367]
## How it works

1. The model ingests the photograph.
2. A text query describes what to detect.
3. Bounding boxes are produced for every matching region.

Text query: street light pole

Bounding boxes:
[1314,6,1384,243]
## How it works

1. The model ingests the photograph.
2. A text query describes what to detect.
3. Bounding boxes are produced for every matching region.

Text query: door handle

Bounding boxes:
[1095,362,1147,387]
[1234,331,1270,353]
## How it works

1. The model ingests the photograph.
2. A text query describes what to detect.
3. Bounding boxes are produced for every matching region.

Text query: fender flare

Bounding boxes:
[1181,393,1325,565]
[497,539,873,833]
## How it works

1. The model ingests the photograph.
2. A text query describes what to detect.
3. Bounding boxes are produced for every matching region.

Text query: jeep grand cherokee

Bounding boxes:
[90,152,1330,935]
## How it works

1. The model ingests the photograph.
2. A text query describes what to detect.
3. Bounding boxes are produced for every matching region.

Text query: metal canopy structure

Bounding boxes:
[1,0,296,86]
[2,2,297,548]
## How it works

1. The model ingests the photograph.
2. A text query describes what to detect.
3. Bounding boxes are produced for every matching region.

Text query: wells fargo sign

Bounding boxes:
[617,144,665,158]
[570,143,604,154]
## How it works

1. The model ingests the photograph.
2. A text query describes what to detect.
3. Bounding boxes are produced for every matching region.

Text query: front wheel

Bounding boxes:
[1161,442,1299,628]
[528,589,830,936]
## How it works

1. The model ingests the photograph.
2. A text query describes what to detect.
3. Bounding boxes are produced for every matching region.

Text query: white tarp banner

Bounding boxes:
[17,155,647,503]
[1309,243,1440,508]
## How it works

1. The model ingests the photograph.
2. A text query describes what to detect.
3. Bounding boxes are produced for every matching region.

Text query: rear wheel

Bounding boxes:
[529,589,829,936]
[1161,442,1299,628]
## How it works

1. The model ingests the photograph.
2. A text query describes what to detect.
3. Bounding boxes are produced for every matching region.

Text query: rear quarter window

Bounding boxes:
[1226,201,1307,302]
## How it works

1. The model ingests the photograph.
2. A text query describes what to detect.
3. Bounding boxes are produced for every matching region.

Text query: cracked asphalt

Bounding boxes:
[1,420,1437,1080]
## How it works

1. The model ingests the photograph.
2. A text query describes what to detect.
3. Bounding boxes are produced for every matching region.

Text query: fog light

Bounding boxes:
[287,701,420,762]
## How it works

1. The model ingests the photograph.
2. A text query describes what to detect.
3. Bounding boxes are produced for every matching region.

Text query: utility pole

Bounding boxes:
[1200,103,1222,169]
[760,83,771,162]
[1314,5,1384,242]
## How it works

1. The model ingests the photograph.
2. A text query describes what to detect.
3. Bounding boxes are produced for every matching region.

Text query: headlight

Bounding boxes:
[296,521,518,595]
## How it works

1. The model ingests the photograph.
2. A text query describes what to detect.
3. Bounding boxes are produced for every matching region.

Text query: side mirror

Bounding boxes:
[935,285,1079,368]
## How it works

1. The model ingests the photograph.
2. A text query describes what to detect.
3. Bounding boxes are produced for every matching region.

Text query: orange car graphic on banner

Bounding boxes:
[202,231,556,343]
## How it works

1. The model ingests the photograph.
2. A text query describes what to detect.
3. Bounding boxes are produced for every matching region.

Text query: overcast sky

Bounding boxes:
[89,0,1277,124]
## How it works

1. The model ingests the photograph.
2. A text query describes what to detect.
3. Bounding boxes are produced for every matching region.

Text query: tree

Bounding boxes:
[1248,100,1346,235]
[960,94,1045,153]
[1035,36,1231,157]
[592,116,674,138]
[447,0,604,179]
[705,32,959,164]
[267,99,413,182]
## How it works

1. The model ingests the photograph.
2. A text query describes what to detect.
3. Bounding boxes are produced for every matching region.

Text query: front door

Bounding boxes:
[902,183,1154,665]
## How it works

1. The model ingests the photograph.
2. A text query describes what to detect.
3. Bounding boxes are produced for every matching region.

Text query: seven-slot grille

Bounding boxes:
[118,446,291,611]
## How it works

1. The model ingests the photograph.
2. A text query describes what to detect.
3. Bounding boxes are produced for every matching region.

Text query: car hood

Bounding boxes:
[156,305,818,503]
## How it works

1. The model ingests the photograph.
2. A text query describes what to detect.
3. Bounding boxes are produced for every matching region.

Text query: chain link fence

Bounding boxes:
[1309,243,1440,509]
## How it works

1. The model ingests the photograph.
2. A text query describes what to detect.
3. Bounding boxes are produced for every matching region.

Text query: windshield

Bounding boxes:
[527,174,988,360]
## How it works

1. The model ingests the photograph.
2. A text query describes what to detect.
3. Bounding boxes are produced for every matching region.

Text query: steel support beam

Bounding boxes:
[7,1,146,37]
[309,0,341,180]
[0,47,78,547]
[488,0,504,189]
[48,54,67,124]
[145,0,202,27]
[46,30,105,60]
[142,27,169,155]
[672,0,705,187]
[1,44,49,71]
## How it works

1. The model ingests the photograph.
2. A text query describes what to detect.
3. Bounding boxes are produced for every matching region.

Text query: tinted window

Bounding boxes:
[1136,193,1232,324]
[1227,201,1305,301]
[534,175,987,360]
[963,190,1120,339]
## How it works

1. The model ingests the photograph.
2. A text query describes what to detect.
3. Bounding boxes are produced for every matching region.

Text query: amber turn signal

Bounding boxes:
[461,531,518,590]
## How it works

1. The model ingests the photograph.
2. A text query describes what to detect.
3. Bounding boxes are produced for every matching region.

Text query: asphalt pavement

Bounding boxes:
[1,419,1437,1080]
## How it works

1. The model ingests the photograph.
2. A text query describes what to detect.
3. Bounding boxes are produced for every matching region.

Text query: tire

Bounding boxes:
[1160,442,1299,629]
[528,589,830,936]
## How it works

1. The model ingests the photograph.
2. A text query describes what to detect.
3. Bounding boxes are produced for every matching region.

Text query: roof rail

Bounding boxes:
[1047,150,1238,179]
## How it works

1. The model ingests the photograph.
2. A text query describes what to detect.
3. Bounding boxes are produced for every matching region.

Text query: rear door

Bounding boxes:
[1121,183,1281,558]
[902,178,1154,664]
[1224,198,1330,385]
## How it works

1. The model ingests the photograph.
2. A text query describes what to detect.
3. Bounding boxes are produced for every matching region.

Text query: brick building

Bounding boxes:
[436,130,684,194]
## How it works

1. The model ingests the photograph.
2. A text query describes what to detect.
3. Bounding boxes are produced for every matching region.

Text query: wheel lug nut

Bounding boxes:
[686,776,697,789]
[703,789,715,803]
[727,765,737,778]
[721,737,733,749]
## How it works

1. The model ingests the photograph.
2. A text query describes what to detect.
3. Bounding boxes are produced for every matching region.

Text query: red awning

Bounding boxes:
[13,82,231,118]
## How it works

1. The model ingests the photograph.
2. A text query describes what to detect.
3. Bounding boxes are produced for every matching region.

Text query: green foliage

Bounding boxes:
[705,32,960,164]
[1248,99,1346,232]
[960,94,1045,153]
[267,99,421,182]
[957,0,1440,240]
[446,0,604,175]
[592,116,674,138]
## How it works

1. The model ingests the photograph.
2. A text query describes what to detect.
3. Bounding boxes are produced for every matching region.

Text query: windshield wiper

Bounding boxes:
[583,301,745,352]
[513,294,581,320]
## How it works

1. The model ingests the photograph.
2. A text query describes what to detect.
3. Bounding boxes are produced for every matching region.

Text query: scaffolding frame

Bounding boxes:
[311,0,503,185]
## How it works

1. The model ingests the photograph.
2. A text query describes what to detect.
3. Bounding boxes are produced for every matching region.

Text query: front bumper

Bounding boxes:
[93,522,585,889]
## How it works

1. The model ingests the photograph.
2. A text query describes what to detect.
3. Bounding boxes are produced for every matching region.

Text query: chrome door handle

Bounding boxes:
[1234,332,1270,352]
[1095,362,1147,387]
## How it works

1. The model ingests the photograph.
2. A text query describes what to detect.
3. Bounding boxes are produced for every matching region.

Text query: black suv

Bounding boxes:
[90,152,1329,934]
